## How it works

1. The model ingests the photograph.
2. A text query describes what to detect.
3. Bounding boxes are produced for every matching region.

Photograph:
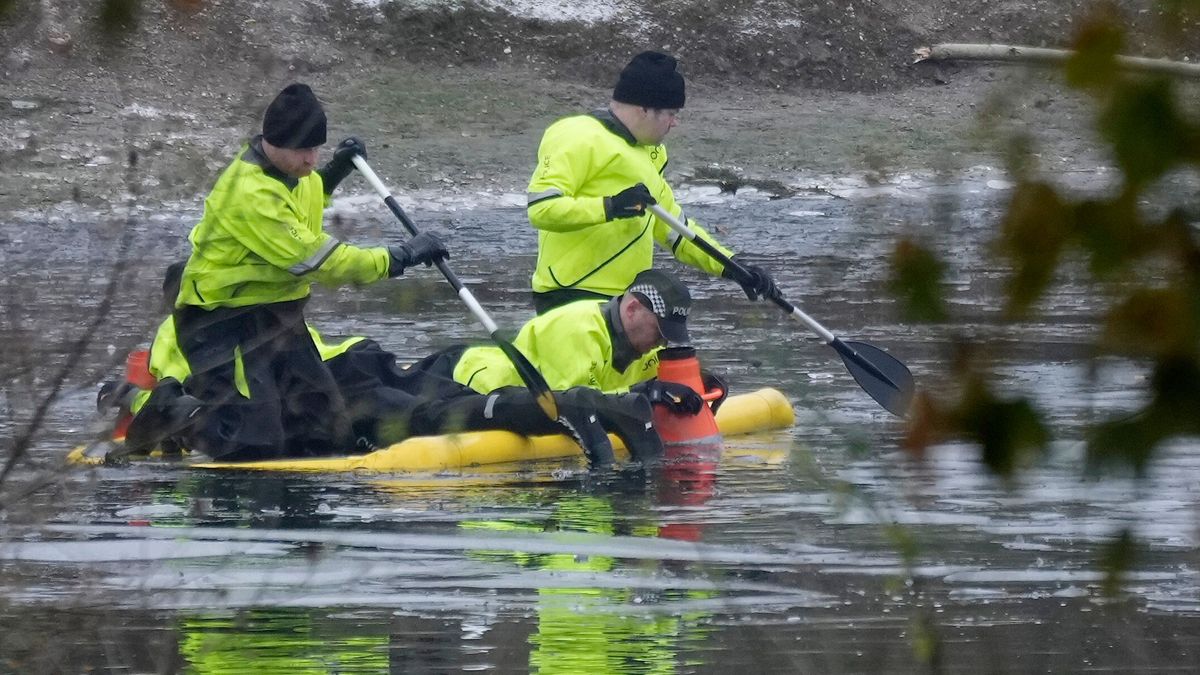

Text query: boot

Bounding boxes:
[120,378,202,458]
[554,387,617,469]
[593,392,664,466]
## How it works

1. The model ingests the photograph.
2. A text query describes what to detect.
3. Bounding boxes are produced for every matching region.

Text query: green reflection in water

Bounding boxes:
[463,493,715,674]
[179,610,388,674]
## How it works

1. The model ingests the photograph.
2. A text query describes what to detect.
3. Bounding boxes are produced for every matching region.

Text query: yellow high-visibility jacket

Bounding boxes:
[452,299,659,394]
[177,138,391,309]
[526,110,730,298]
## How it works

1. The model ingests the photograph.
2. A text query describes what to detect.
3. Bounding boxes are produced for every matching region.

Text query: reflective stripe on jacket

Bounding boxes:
[177,138,390,309]
[307,325,366,361]
[452,299,659,394]
[526,112,730,297]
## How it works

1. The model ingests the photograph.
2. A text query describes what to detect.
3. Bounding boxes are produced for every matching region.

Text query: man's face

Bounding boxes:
[631,107,680,145]
[621,294,668,354]
[263,143,320,178]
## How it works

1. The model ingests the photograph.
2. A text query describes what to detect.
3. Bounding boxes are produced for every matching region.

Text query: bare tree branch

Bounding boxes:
[914,43,1200,79]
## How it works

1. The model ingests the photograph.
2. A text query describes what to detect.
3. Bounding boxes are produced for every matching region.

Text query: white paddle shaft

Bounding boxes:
[647,203,835,343]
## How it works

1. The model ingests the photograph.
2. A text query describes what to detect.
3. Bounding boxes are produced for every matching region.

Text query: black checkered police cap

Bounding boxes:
[628,269,692,346]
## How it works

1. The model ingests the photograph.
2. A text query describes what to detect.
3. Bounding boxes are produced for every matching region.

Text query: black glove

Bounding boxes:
[700,369,729,415]
[722,256,779,301]
[96,380,139,412]
[633,379,704,416]
[603,183,657,220]
[388,231,449,277]
[318,136,367,195]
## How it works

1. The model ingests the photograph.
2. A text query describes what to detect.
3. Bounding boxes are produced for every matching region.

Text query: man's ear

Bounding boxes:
[619,294,640,322]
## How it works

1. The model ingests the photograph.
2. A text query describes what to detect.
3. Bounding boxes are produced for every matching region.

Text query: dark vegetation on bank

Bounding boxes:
[3,0,1198,94]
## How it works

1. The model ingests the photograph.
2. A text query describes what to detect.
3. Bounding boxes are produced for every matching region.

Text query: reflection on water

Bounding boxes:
[180,612,391,674]
[2,174,1200,672]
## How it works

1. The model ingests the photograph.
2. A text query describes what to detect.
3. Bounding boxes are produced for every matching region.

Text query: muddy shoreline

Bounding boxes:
[0,57,1114,216]
[4,2,1171,214]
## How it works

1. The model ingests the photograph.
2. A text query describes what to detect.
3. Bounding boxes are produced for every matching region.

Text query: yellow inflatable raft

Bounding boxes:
[67,387,794,473]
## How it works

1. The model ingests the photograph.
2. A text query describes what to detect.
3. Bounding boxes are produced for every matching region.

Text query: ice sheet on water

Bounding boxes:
[348,0,630,23]
[114,504,186,518]
[944,569,1179,584]
[0,539,291,562]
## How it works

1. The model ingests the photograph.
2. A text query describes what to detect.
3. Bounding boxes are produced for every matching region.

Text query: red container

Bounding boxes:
[108,350,157,440]
[112,414,132,441]
[125,349,157,390]
[652,347,723,445]
[653,349,723,539]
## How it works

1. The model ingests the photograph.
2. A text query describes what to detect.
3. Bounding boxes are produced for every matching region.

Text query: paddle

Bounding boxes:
[647,204,915,417]
[351,156,559,421]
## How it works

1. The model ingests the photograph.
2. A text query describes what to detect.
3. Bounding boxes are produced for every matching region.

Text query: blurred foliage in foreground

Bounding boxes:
[890,1,1200,585]
[894,1,1200,479]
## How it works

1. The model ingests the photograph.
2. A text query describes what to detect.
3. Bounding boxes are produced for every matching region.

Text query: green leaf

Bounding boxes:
[1102,287,1195,357]
[889,238,948,322]
[1065,11,1124,91]
[1098,78,1190,186]
[884,523,920,564]
[910,612,943,667]
[1148,355,1200,427]
[1001,132,1038,181]
[1087,358,1200,475]
[1086,409,1165,476]
[1100,529,1136,597]
[956,380,1050,479]
[997,182,1070,316]
[98,0,140,33]
[1072,193,1146,278]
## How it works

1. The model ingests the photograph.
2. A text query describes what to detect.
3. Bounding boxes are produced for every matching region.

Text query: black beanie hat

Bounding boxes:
[262,83,327,149]
[612,51,686,110]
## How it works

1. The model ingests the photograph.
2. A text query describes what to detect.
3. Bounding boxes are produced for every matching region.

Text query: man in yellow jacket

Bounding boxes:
[402,269,723,466]
[451,269,689,396]
[526,50,779,314]
[154,83,448,461]
[110,264,389,457]
[108,265,709,467]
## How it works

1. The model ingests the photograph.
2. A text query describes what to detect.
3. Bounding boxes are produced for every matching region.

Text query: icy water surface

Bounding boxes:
[1,170,1198,672]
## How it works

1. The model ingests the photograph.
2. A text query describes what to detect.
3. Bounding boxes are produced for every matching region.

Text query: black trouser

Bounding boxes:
[410,386,563,437]
[343,345,563,440]
[375,346,661,462]
[320,343,516,444]
[322,339,434,447]
[175,299,353,461]
[532,288,613,315]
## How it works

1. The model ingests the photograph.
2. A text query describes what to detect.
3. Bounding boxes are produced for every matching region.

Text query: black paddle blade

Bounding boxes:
[495,338,559,420]
[834,340,915,417]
